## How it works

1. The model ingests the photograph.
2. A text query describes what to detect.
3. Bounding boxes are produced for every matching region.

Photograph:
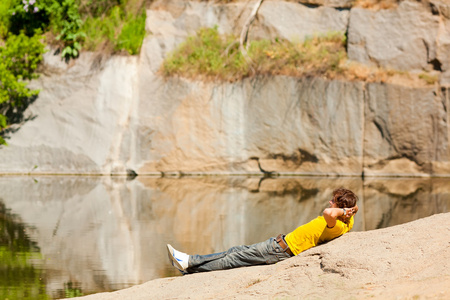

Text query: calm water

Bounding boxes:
[0,175,449,299]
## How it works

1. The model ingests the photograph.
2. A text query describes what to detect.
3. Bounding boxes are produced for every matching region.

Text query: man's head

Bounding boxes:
[330,188,359,224]
[331,188,358,209]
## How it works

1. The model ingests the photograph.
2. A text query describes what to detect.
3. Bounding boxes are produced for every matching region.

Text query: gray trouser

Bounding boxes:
[186,237,292,273]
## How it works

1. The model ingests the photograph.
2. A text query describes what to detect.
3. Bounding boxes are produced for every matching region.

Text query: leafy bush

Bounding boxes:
[1,31,45,80]
[9,0,85,59]
[48,0,85,58]
[0,31,45,144]
[5,0,146,58]
[8,0,50,37]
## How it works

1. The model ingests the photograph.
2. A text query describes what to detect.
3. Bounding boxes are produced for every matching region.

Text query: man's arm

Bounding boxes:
[323,205,358,228]
[323,208,344,228]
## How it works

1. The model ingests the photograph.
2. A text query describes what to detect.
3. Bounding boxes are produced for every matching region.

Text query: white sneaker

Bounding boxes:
[167,244,189,271]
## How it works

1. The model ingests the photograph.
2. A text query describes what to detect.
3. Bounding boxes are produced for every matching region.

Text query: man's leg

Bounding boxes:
[187,244,249,267]
[186,237,291,273]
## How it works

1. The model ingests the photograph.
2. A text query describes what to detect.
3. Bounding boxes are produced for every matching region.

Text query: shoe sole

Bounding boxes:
[166,244,186,271]
[169,258,187,275]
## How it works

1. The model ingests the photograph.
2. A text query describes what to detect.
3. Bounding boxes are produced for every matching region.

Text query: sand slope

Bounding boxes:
[79,213,450,299]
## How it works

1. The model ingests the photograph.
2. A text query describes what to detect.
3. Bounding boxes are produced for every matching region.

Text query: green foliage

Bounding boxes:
[81,2,146,55]
[8,0,85,59]
[0,0,14,38]
[4,1,146,58]
[8,0,51,37]
[78,0,122,18]
[0,61,35,124]
[1,31,45,80]
[47,0,85,59]
[0,31,45,144]
[81,5,122,50]
[162,27,347,81]
[116,9,146,55]
[163,26,248,81]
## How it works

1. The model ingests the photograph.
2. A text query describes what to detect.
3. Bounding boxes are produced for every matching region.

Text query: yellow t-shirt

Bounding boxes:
[284,216,354,256]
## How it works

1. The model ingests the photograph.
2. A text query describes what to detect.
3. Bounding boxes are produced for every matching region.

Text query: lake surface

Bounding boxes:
[1,175,449,299]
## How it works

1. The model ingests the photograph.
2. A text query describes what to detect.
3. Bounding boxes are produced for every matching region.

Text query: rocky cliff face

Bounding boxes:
[0,0,448,176]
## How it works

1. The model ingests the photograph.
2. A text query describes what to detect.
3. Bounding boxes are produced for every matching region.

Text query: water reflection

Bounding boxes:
[0,202,48,299]
[0,176,448,298]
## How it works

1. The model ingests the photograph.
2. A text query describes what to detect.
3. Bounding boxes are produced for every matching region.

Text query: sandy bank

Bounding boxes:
[78,213,450,299]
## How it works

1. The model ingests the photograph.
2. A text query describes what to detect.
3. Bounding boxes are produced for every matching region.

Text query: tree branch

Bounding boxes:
[239,0,265,71]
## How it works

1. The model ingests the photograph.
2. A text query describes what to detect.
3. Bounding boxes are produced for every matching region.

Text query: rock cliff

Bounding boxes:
[0,0,449,176]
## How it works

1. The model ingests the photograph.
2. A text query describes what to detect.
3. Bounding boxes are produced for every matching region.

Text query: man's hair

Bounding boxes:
[332,188,358,223]
[332,188,358,208]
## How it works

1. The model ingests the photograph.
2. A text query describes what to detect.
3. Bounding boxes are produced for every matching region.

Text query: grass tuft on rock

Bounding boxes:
[162,27,347,82]
[80,1,147,55]
[161,26,438,86]
[250,32,346,78]
[162,26,248,81]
